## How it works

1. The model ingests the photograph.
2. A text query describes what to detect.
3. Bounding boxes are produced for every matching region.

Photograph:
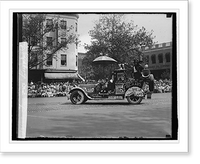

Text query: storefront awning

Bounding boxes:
[44,72,85,81]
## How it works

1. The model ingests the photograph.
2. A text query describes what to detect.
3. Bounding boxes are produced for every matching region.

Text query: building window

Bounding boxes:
[46,19,53,29]
[46,37,53,46]
[30,36,37,46]
[165,52,170,62]
[158,53,163,63]
[76,55,78,66]
[61,38,66,47]
[61,54,67,66]
[75,38,78,49]
[145,55,149,64]
[30,52,38,64]
[46,54,52,66]
[151,54,156,64]
[60,20,67,29]
[75,22,78,32]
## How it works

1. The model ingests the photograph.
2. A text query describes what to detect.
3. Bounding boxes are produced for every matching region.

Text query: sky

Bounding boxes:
[77,14,172,53]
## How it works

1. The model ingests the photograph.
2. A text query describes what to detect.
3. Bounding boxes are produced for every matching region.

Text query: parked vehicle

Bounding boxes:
[68,64,154,104]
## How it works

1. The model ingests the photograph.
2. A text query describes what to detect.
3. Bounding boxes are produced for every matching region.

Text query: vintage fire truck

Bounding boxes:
[68,64,154,105]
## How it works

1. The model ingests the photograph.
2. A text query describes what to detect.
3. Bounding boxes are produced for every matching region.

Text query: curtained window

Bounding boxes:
[61,54,67,66]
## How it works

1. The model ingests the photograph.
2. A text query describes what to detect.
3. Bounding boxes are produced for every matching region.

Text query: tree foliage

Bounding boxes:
[81,14,155,80]
[161,69,170,80]
[22,14,78,69]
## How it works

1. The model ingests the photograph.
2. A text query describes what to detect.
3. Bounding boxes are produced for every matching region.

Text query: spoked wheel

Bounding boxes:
[126,95,143,104]
[70,90,85,104]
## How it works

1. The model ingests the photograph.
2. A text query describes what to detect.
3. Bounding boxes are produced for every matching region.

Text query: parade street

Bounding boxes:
[27,93,172,139]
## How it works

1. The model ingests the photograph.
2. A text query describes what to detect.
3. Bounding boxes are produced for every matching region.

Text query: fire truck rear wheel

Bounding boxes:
[126,96,143,104]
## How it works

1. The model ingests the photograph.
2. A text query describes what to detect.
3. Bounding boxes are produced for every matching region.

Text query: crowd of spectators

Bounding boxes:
[153,79,172,93]
[28,81,76,98]
[143,79,172,93]
[28,79,172,98]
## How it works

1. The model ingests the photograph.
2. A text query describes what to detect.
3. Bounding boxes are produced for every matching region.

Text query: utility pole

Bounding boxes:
[55,21,58,69]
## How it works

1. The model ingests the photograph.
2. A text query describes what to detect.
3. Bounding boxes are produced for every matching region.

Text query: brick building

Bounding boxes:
[142,42,172,80]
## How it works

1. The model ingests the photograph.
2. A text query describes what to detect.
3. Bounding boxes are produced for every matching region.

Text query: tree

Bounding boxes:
[82,14,155,80]
[22,14,78,69]
[161,69,170,80]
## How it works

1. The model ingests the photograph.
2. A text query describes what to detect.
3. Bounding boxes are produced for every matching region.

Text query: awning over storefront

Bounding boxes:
[44,72,85,81]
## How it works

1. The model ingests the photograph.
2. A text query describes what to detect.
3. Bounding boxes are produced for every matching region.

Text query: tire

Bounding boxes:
[70,90,85,104]
[83,97,88,103]
[126,95,143,104]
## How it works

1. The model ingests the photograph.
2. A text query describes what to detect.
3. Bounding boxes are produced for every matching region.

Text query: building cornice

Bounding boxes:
[60,14,79,19]
[142,47,172,53]
[46,14,79,20]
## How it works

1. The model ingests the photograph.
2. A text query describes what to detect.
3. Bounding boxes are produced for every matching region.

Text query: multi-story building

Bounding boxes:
[29,14,83,82]
[142,42,172,80]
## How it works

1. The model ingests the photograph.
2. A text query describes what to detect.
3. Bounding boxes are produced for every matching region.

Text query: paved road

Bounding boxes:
[27,93,172,138]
